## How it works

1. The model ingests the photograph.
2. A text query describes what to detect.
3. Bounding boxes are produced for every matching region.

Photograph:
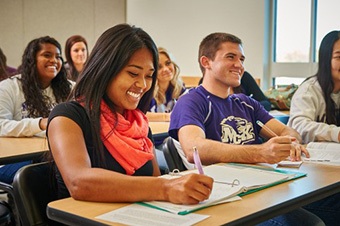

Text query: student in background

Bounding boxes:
[0,36,73,183]
[288,30,340,143]
[47,24,213,203]
[146,47,187,173]
[64,35,88,81]
[146,47,186,122]
[289,31,340,225]
[199,71,271,111]
[169,32,325,225]
[0,48,16,81]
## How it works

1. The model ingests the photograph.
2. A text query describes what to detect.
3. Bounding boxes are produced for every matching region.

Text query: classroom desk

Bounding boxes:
[0,137,48,165]
[47,162,340,226]
[149,122,169,140]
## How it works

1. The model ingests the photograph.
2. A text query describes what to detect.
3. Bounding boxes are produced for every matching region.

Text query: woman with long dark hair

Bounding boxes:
[288,30,340,143]
[0,48,16,81]
[47,24,213,202]
[288,30,340,226]
[64,35,88,81]
[0,36,73,183]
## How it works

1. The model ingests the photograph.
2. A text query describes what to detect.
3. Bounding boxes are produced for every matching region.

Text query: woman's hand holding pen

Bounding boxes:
[162,173,213,204]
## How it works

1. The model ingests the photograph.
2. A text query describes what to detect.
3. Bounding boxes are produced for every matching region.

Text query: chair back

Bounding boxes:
[12,162,59,226]
[162,137,186,172]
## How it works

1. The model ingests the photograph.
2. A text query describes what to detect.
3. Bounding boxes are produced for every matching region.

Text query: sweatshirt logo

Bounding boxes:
[21,102,57,119]
[220,116,255,144]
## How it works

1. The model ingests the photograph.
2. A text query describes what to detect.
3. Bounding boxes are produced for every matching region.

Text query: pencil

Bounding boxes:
[256,120,278,138]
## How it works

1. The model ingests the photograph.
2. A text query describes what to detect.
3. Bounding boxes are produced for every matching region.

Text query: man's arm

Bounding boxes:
[262,118,302,143]
[178,124,295,165]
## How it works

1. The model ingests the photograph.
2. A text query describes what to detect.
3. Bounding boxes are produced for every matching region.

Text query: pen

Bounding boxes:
[193,147,204,175]
[256,120,278,138]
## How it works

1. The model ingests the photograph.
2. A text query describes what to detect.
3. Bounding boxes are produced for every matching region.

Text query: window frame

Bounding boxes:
[265,0,319,87]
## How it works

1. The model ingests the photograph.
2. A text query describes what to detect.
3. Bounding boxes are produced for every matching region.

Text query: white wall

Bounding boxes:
[127,0,266,81]
[1,0,267,83]
[0,0,126,68]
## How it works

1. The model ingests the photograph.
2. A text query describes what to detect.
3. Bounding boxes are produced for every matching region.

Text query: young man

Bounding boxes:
[169,32,308,169]
[169,32,329,226]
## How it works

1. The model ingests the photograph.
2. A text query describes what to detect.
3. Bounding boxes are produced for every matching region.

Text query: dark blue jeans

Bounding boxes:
[0,161,32,184]
[303,192,340,226]
[256,207,325,226]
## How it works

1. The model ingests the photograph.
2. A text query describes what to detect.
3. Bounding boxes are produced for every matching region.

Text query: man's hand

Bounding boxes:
[290,141,309,161]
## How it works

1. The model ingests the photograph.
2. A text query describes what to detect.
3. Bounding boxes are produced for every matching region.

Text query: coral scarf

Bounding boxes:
[100,100,154,175]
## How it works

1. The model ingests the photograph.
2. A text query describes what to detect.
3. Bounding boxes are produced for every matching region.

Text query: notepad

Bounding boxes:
[141,163,306,214]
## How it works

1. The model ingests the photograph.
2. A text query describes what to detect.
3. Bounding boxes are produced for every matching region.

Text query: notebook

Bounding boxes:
[140,163,306,214]
[279,142,340,167]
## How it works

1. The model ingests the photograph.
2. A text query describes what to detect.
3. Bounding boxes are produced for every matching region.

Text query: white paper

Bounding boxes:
[307,142,340,150]
[144,185,242,214]
[269,110,289,116]
[304,142,340,164]
[278,160,303,168]
[95,203,210,226]
[193,165,290,190]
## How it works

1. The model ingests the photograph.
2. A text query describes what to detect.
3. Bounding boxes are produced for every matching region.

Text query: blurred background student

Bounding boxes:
[288,30,340,143]
[199,71,271,111]
[146,47,186,122]
[0,48,16,82]
[64,35,88,81]
[0,36,74,183]
[146,47,187,173]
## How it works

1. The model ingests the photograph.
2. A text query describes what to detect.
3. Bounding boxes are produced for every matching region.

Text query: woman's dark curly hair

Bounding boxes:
[17,36,72,118]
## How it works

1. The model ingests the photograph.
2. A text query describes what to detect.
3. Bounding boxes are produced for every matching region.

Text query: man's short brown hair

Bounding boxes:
[198,32,242,74]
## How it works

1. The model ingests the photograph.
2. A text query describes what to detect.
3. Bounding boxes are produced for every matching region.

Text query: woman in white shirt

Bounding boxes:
[0,36,73,183]
[288,30,340,143]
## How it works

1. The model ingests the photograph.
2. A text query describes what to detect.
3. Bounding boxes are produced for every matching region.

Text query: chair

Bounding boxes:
[162,137,186,172]
[0,181,17,225]
[12,162,60,226]
[0,200,11,226]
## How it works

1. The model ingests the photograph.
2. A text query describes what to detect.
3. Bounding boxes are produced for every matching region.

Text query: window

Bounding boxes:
[275,0,311,63]
[267,0,340,87]
[274,77,306,86]
[315,0,340,61]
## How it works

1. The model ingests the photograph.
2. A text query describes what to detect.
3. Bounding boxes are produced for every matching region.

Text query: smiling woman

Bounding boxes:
[288,30,340,144]
[64,35,88,81]
[0,36,74,183]
[46,24,213,204]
